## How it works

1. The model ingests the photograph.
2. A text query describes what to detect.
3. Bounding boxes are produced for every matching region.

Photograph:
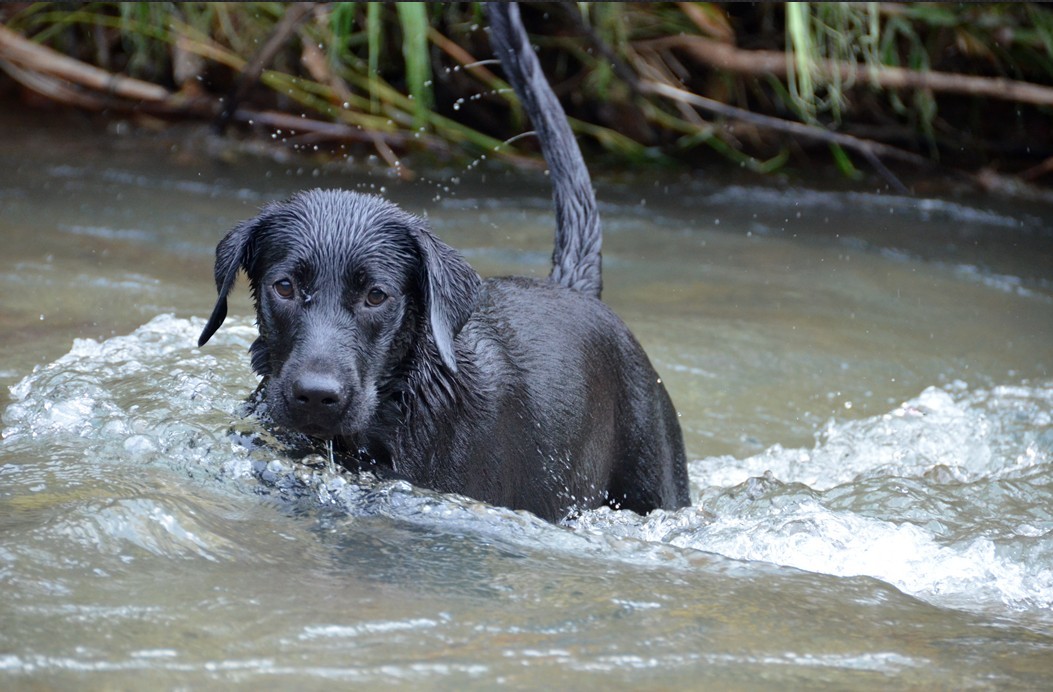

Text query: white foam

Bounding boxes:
[6,318,1052,619]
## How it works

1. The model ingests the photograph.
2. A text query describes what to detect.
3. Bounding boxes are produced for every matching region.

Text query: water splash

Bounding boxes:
[325,438,337,475]
[4,316,1052,619]
[574,381,1053,614]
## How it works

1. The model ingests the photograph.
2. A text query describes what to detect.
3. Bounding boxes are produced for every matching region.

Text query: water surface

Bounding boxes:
[2,111,1052,688]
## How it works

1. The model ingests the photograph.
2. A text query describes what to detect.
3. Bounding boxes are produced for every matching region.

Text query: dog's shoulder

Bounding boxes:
[463,276,638,373]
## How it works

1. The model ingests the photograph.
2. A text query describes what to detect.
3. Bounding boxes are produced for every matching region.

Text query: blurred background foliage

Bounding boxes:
[0,2,1051,185]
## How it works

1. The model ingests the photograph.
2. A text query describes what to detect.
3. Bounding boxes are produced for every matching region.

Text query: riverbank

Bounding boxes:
[1,2,1051,197]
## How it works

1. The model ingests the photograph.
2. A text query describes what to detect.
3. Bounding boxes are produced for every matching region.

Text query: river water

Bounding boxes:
[1,111,1051,688]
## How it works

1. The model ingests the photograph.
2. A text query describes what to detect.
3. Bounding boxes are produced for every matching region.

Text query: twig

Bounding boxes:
[559,2,642,96]
[213,2,316,133]
[640,80,928,193]
[299,37,414,179]
[640,34,1053,107]
[427,26,502,88]
[1020,156,1053,182]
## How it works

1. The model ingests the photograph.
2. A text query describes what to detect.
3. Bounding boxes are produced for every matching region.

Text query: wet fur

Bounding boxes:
[198,3,690,522]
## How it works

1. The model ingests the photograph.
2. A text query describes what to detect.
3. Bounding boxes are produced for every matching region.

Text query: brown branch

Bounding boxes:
[427,26,502,88]
[675,1,736,43]
[0,23,169,102]
[1020,155,1053,182]
[640,35,1053,107]
[213,2,317,133]
[220,108,429,150]
[0,58,116,109]
[639,80,932,192]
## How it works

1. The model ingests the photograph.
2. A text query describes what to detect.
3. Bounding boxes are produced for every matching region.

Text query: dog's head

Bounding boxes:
[198,189,481,439]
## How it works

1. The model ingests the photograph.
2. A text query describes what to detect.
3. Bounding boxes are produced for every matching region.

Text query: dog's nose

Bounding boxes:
[291,372,345,413]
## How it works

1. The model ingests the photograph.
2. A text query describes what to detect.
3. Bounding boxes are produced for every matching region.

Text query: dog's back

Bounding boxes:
[467,277,689,517]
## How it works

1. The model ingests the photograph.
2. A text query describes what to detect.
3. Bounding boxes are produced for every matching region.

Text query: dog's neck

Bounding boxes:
[361,338,484,482]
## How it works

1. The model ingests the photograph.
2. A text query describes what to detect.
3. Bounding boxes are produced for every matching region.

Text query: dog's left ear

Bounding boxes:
[411,225,481,371]
[198,214,265,347]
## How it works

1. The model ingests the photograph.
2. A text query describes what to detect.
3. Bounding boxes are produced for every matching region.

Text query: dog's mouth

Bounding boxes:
[280,400,350,440]
[296,421,338,440]
[274,387,376,442]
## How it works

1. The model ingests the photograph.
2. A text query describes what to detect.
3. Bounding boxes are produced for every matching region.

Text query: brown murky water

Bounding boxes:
[2,110,1052,688]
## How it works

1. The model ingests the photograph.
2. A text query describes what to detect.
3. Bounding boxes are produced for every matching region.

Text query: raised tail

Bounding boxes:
[487,2,602,299]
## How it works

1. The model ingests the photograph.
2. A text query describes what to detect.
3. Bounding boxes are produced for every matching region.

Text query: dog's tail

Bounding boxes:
[487,2,602,299]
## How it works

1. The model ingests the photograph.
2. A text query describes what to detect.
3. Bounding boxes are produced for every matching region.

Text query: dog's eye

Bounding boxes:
[365,287,387,307]
[273,279,295,300]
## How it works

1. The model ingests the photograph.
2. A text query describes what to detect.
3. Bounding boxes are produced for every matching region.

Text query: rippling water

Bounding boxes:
[1,112,1052,687]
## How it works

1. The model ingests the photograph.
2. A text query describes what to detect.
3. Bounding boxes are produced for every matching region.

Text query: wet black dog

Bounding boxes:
[198,2,689,521]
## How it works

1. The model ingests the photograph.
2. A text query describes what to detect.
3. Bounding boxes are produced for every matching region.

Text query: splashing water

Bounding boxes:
[3,315,1051,623]
[573,382,1053,615]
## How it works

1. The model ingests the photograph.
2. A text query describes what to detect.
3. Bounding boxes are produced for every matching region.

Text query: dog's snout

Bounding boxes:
[291,372,345,412]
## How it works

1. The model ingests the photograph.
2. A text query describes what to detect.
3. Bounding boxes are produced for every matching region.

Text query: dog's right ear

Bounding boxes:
[411,225,481,372]
[197,215,263,347]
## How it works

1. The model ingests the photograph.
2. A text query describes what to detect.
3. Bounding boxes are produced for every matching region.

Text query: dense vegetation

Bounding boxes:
[1,2,1051,189]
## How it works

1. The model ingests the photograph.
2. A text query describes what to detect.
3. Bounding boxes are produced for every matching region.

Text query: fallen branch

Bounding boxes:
[0,58,118,109]
[640,34,1053,108]
[1020,155,1053,182]
[639,80,934,192]
[0,22,169,102]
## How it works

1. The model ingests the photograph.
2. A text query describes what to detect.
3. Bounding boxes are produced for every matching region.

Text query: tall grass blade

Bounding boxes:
[786,2,817,123]
[395,2,432,128]
[367,1,381,114]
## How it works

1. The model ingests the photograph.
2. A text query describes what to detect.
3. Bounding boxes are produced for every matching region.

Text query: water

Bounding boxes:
[1,110,1052,688]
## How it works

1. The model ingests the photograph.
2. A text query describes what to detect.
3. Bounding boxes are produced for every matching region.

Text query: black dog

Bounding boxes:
[198,2,690,522]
